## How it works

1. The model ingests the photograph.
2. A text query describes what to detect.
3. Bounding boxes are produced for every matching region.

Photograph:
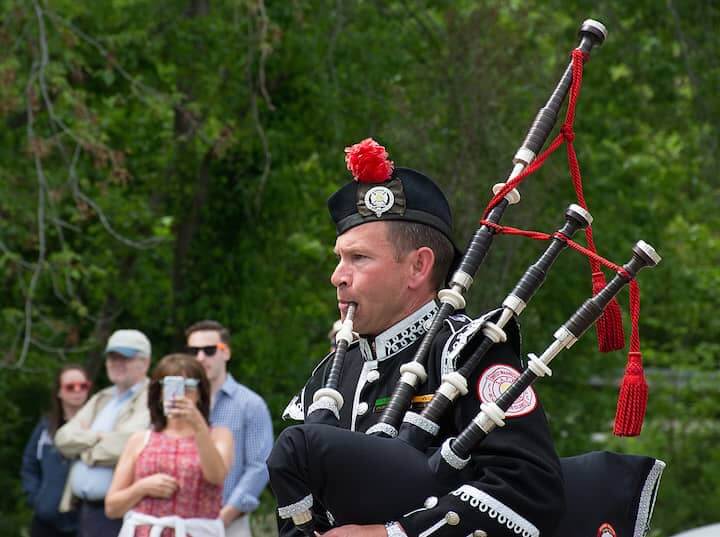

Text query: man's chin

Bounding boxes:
[352,320,371,337]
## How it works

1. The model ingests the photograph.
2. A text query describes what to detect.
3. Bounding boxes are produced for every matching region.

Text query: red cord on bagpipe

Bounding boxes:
[481,49,648,436]
[544,238,647,436]
[484,49,624,353]
[478,219,648,435]
[479,50,647,436]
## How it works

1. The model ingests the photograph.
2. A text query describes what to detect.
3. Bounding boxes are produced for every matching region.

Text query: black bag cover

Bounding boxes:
[553,451,665,537]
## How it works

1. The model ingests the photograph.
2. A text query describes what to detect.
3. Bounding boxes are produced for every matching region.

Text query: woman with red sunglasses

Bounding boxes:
[21,364,93,537]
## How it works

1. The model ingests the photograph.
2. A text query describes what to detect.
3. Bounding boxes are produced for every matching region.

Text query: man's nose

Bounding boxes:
[330,259,350,288]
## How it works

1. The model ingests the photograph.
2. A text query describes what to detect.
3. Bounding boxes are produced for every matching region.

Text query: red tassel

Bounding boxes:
[592,271,625,352]
[613,280,647,436]
[613,351,648,436]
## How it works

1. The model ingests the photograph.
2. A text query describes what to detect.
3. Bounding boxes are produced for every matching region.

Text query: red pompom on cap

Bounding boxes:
[344,138,394,183]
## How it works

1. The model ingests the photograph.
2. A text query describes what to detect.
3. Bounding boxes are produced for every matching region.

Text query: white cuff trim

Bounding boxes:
[440,438,471,470]
[450,485,539,537]
[385,521,408,537]
[366,423,398,438]
[403,412,440,436]
[277,494,313,520]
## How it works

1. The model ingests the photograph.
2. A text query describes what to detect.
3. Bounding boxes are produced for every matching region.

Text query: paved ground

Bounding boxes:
[668,523,720,537]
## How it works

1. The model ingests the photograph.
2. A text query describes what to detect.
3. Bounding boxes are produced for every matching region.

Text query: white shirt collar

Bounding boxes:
[112,378,147,400]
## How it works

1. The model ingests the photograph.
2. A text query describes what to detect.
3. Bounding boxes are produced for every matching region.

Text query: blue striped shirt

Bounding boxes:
[211,374,274,512]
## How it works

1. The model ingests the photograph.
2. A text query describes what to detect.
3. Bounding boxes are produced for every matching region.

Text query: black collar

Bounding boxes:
[358,300,438,362]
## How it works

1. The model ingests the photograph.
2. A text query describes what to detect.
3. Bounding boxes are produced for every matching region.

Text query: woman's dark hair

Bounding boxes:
[48,364,90,437]
[148,354,211,431]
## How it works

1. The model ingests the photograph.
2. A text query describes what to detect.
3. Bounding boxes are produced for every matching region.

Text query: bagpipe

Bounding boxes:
[269,19,665,537]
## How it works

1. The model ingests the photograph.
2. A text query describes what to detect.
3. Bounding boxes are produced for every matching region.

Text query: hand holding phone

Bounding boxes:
[162,376,185,416]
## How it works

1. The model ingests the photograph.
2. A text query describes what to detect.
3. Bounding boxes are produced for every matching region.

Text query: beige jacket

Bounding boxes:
[55,379,150,512]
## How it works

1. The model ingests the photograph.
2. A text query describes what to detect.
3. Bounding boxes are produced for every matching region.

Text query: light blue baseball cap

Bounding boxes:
[105,329,151,358]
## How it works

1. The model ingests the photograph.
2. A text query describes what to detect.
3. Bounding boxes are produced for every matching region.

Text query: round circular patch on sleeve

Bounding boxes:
[477,364,537,417]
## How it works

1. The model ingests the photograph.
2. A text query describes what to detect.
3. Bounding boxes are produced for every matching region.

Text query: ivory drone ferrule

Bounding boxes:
[553,325,578,349]
[450,271,473,292]
[438,287,466,310]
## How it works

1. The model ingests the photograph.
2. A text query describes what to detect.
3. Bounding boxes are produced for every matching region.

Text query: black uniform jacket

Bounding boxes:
[281,301,564,537]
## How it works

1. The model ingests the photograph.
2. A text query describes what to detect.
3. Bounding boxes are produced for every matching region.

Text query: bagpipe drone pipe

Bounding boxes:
[269,19,666,537]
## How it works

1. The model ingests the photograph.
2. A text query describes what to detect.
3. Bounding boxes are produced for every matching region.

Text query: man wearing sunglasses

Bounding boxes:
[186,320,274,537]
[55,329,152,537]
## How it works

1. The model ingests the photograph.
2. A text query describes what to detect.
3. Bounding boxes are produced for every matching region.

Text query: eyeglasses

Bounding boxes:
[62,381,91,393]
[186,342,227,357]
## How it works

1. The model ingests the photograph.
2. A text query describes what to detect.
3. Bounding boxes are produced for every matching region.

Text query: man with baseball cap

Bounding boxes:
[56,329,152,537]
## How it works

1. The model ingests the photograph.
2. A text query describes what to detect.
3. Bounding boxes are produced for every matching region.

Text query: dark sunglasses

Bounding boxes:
[62,381,91,393]
[186,342,227,357]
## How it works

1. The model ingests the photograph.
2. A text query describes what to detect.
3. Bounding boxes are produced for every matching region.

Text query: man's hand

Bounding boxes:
[220,505,246,527]
[321,524,387,537]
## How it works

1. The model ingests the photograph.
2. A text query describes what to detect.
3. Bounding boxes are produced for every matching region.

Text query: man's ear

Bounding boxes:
[407,246,435,290]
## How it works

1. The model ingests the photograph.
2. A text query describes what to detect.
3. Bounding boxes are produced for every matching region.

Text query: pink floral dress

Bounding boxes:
[132,431,223,537]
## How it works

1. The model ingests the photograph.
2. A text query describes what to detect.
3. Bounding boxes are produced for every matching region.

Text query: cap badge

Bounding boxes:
[364,186,395,217]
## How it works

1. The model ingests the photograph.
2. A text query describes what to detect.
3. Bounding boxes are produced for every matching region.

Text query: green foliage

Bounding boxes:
[0,1,718,535]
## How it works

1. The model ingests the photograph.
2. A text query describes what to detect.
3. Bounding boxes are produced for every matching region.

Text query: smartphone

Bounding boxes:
[162,376,185,415]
